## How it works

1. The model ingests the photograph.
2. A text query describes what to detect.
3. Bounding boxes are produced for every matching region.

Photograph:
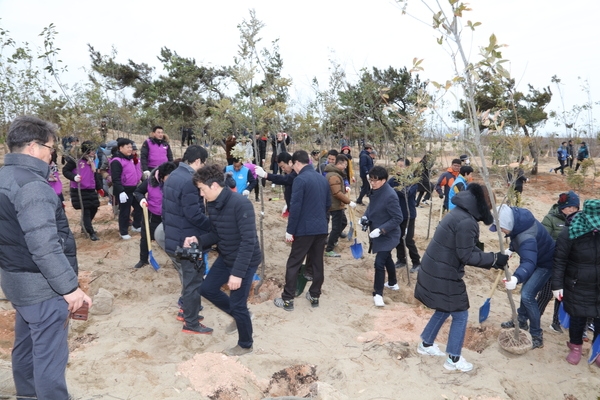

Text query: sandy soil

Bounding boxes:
[0,146,599,400]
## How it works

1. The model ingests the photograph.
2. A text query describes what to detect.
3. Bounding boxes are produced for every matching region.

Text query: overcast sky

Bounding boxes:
[1,0,598,135]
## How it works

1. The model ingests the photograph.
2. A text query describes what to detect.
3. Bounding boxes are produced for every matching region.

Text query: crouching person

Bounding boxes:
[184,164,261,356]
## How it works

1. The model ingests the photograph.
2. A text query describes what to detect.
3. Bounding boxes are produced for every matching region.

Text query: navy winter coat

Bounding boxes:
[363,182,403,253]
[287,165,330,237]
[388,178,417,219]
[506,207,555,283]
[358,150,374,178]
[161,163,210,254]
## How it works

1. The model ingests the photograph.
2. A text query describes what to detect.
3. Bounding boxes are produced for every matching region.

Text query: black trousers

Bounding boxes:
[326,210,347,252]
[139,212,162,263]
[569,316,599,345]
[554,159,566,175]
[82,205,98,234]
[283,234,327,301]
[357,176,370,203]
[395,218,420,264]
[118,190,142,235]
[416,181,433,205]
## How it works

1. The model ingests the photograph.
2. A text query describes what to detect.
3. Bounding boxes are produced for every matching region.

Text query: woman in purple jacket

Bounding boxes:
[132,161,177,269]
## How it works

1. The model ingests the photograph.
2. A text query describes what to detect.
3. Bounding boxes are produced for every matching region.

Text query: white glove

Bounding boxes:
[504,249,513,257]
[242,190,250,197]
[503,276,518,290]
[282,204,288,214]
[139,198,148,208]
[74,174,81,182]
[119,192,128,203]
[349,201,357,208]
[553,289,563,301]
[345,186,351,193]
[255,166,267,178]
[369,228,381,238]
[285,232,294,242]
[143,170,151,179]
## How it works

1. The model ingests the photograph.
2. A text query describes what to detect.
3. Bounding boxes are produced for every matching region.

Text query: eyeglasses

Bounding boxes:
[35,142,53,150]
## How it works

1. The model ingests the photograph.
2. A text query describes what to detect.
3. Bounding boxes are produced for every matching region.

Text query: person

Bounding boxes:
[253,131,268,201]
[552,199,600,366]
[255,152,296,215]
[320,149,338,177]
[110,138,143,239]
[224,158,257,196]
[496,204,556,349]
[356,144,375,205]
[552,141,568,175]
[183,164,262,356]
[448,165,473,211]
[162,145,212,334]
[0,116,93,398]
[414,183,506,372]
[360,165,403,306]
[100,120,108,142]
[62,140,103,241]
[140,125,173,179]
[274,150,330,311]
[132,161,177,269]
[389,158,421,272]
[340,145,355,184]
[48,148,64,202]
[324,154,356,257]
[540,191,580,334]
[574,141,589,172]
[566,139,575,168]
[415,152,435,207]
[507,166,528,207]
[225,134,237,165]
[435,158,461,211]
[270,132,291,174]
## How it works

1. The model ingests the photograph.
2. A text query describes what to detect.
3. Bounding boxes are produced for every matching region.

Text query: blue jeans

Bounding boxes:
[13,296,70,400]
[201,256,257,349]
[421,310,468,357]
[373,250,396,296]
[517,267,552,338]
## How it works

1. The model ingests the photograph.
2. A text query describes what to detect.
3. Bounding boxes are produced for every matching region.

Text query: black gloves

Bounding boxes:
[492,252,509,269]
[438,193,444,199]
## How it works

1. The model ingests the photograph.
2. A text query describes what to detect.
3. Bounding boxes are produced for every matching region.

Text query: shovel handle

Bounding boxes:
[142,206,152,250]
[487,270,504,298]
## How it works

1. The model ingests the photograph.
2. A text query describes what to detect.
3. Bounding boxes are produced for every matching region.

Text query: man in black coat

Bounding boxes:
[162,145,212,334]
[184,164,261,356]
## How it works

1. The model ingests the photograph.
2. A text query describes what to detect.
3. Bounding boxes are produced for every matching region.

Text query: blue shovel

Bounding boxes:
[589,336,600,365]
[478,270,503,323]
[558,302,570,328]
[143,207,160,271]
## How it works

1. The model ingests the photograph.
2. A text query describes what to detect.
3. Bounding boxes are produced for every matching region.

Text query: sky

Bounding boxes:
[1,0,598,136]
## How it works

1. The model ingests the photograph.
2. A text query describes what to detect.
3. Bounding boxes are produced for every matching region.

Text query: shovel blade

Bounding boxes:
[149,251,160,271]
[350,239,363,259]
[478,298,491,323]
[559,302,570,328]
[589,336,600,365]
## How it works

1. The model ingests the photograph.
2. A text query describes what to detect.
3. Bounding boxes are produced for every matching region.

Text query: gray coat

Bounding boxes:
[414,188,494,312]
[0,153,79,307]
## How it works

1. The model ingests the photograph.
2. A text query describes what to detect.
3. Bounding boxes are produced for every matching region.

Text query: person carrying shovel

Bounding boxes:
[414,183,507,372]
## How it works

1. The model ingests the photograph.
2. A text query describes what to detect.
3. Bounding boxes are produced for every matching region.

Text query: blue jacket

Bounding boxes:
[287,165,331,237]
[448,175,467,211]
[364,183,403,252]
[507,207,555,283]
[388,178,417,219]
[358,150,374,177]
[557,146,568,161]
[162,163,211,254]
[268,170,297,211]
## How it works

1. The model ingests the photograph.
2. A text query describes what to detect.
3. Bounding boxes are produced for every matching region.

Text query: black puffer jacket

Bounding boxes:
[414,184,495,312]
[552,223,600,318]
[199,188,262,277]
[62,157,102,210]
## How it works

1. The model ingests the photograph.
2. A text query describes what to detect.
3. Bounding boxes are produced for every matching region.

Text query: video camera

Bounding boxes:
[361,219,372,232]
[175,242,205,273]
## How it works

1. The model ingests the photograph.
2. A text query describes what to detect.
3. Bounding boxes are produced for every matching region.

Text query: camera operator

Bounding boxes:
[183,164,261,356]
[162,145,212,335]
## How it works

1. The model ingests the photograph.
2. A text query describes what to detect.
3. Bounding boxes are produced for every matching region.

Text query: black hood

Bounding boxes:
[452,183,493,225]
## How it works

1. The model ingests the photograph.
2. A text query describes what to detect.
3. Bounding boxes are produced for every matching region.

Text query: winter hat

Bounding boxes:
[490,204,514,232]
[557,191,580,210]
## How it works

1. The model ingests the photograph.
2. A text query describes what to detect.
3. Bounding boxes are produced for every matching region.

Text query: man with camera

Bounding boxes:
[183,164,261,356]
[0,116,92,398]
[162,145,212,334]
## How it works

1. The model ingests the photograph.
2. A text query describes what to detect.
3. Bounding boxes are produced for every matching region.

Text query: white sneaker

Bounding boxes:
[417,342,446,356]
[384,282,400,291]
[130,227,141,233]
[271,183,276,188]
[444,356,473,372]
[373,294,385,307]
[121,234,132,240]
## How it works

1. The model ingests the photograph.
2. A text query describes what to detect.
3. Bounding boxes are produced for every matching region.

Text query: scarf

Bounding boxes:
[568,199,600,239]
